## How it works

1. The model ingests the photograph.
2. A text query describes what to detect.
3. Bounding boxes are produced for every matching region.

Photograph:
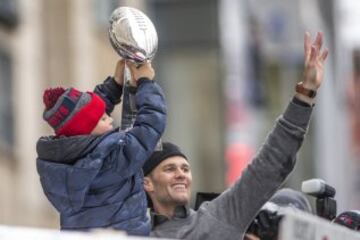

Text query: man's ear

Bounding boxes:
[144,176,154,192]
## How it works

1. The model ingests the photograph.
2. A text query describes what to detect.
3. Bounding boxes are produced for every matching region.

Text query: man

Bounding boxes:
[143,32,328,239]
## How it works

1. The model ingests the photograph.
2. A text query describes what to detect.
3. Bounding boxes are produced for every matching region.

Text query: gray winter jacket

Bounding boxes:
[150,99,313,239]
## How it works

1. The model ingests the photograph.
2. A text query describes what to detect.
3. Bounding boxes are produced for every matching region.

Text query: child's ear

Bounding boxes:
[143,176,154,192]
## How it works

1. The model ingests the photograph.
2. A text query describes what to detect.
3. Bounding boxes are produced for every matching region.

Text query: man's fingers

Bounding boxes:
[304,32,311,63]
[319,48,329,62]
[304,31,311,54]
[309,46,318,63]
[313,32,323,52]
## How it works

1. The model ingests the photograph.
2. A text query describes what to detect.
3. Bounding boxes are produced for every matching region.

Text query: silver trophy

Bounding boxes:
[109,6,158,64]
[109,6,160,146]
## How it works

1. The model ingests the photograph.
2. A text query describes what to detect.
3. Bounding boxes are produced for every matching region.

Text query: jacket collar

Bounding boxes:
[36,127,120,164]
[150,205,190,227]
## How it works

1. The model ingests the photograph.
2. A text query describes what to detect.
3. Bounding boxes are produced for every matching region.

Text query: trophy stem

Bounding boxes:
[120,67,137,131]
[120,66,162,151]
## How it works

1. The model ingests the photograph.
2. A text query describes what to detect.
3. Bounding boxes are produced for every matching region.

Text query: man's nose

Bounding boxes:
[175,169,186,178]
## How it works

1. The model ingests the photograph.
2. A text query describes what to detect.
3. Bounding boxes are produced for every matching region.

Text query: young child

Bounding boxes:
[36,60,166,236]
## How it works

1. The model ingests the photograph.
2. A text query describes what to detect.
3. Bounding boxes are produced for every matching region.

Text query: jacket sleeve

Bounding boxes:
[205,100,313,232]
[119,78,167,175]
[94,76,123,115]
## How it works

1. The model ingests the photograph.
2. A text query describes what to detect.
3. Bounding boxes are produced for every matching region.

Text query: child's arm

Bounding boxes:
[121,61,166,173]
[94,59,125,115]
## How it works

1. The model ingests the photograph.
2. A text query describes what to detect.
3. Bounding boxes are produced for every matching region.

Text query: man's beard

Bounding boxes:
[158,192,190,206]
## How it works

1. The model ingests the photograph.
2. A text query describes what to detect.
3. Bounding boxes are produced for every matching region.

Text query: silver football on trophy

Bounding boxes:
[109,7,158,64]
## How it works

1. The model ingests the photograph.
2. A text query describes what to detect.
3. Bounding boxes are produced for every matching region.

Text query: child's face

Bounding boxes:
[91,113,114,135]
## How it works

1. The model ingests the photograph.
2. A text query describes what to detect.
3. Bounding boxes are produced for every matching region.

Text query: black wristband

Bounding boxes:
[295,82,317,98]
[292,96,312,107]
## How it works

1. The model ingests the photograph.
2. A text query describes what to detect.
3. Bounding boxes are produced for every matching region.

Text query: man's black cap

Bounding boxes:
[143,142,187,176]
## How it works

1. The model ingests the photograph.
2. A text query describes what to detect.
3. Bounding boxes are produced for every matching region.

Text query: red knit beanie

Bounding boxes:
[42,87,106,136]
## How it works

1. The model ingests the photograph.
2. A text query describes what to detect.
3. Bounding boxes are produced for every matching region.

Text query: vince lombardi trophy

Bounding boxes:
[108,6,158,131]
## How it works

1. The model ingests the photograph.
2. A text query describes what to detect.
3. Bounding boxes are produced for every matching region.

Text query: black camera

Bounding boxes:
[246,188,312,240]
[247,202,283,240]
[301,178,337,220]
